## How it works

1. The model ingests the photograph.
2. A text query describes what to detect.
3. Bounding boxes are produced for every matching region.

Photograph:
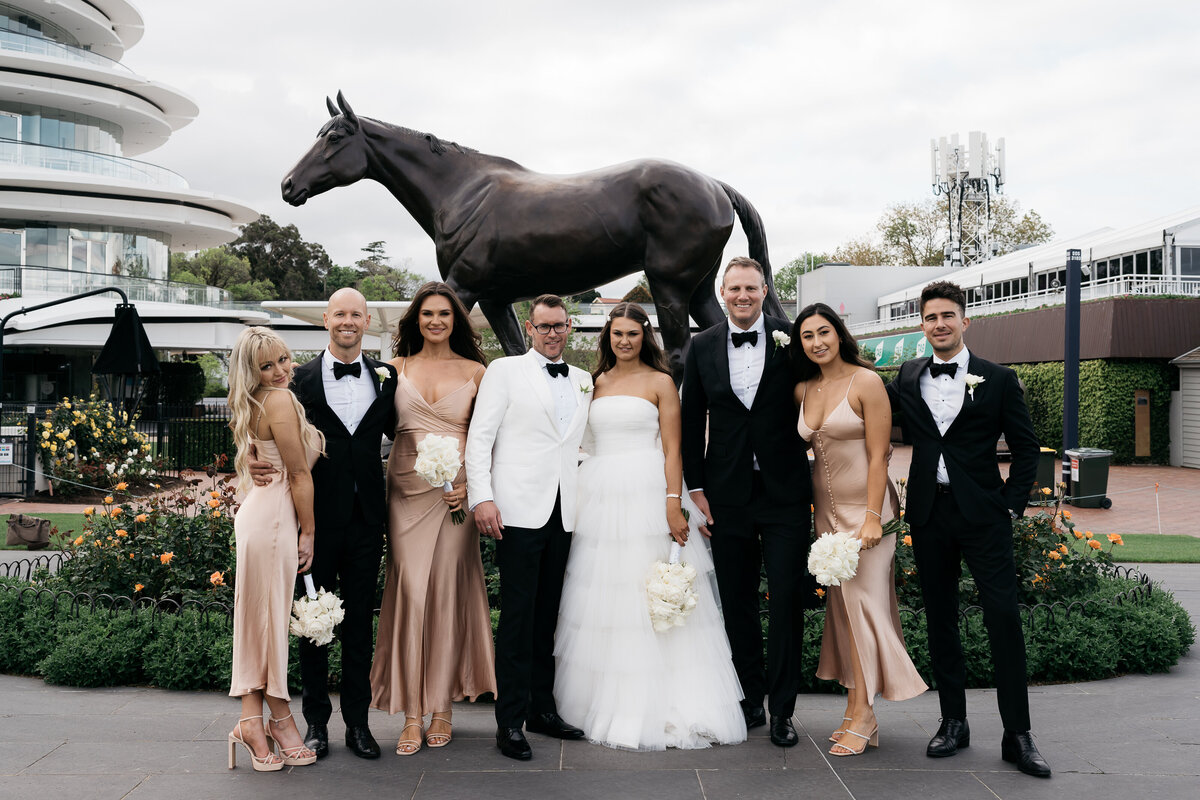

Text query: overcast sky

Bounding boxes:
[127,0,1200,296]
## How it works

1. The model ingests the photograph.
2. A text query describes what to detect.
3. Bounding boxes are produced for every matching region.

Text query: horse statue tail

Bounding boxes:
[719,181,789,319]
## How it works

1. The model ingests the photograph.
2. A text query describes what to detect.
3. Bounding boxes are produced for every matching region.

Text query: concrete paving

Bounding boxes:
[0,562,1196,800]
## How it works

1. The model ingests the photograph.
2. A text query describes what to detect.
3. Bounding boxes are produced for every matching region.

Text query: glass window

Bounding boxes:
[39,116,57,146]
[1150,249,1163,275]
[0,111,16,140]
[70,238,86,272]
[1182,248,1200,277]
[1096,260,1108,280]
[1136,252,1148,275]
[1122,255,1133,275]
[0,228,22,265]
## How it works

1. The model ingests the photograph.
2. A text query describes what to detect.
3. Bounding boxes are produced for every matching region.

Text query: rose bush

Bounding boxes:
[36,396,157,496]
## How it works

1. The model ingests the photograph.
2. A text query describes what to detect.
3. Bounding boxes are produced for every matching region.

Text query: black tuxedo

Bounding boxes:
[888,352,1038,731]
[681,315,813,718]
[291,353,397,728]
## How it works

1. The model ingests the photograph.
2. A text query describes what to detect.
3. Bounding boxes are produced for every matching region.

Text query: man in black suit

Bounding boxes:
[251,288,396,760]
[681,257,812,748]
[887,280,1049,778]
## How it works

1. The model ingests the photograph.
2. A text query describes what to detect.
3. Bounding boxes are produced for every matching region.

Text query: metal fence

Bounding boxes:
[0,401,234,498]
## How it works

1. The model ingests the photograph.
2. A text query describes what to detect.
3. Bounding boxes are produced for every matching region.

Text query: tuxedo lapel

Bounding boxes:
[711,327,733,400]
[752,317,787,411]
[905,357,941,436]
[945,354,988,438]
[521,352,559,431]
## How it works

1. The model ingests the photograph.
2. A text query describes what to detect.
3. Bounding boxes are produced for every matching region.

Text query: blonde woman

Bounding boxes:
[227,327,325,772]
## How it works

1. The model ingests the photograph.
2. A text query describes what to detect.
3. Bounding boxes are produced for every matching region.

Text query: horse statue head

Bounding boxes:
[281,91,370,206]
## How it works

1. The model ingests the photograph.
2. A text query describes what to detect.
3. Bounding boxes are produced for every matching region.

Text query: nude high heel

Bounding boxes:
[228,717,283,771]
[267,713,318,766]
[426,712,453,748]
[830,716,853,743]
[829,724,879,757]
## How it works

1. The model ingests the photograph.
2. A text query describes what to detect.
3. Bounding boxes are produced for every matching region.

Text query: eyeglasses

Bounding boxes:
[531,322,570,335]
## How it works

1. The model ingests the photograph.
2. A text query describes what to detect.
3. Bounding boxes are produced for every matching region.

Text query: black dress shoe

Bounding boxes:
[525,712,585,740]
[304,723,329,759]
[496,726,533,760]
[741,703,767,730]
[926,718,970,758]
[769,715,799,747]
[1002,730,1052,778]
[345,725,381,759]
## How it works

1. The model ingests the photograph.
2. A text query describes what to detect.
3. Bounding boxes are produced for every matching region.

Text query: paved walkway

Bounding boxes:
[0,563,1196,800]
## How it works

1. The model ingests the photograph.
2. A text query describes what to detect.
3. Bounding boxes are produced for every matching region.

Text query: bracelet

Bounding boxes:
[666,493,682,500]
[866,509,882,520]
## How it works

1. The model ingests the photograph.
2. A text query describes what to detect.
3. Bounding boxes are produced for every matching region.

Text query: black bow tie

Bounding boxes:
[333,360,362,380]
[546,362,569,378]
[732,331,758,348]
[929,362,958,378]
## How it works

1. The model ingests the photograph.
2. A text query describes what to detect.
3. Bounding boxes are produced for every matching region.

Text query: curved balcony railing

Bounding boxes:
[0,29,133,73]
[0,265,231,307]
[0,139,188,189]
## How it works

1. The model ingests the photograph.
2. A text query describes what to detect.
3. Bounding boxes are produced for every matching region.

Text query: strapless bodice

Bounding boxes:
[585,395,660,456]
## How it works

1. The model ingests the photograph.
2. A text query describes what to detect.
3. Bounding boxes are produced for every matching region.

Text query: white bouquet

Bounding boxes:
[290,574,345,646]
[646,542,699,633]
[807,530,862,587]
[413,432,465,524]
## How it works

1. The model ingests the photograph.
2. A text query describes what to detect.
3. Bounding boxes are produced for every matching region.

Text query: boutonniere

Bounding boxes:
[374,366,390,385]
[771,330,791,353]
[579,383,592,396]
[965,373,985,400]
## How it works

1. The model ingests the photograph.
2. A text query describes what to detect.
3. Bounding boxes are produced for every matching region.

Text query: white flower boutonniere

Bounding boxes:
[772,330,791,350]
[374,366,390,385]
[965,373,985,400]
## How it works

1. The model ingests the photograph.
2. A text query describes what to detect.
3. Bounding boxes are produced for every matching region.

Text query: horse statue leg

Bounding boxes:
[688,257,726,330]
[479,299,527,357]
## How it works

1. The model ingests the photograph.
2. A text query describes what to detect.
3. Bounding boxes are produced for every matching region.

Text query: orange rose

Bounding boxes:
[207,499,219,508]
[902,535,912,547]
[129,553,135,559]
[210,490,220,499]
[134,583,144,592]
[103,496,113,504]
[1084,530,1093,539]
[1057,543,1069,554]
[115,482,127,491]
[1088,539,1102,550]
[815,587,825,599]
[1107,533,1124,545]
[160,552,174,564]
[212,510,222,518]
[83,506,94,516]
[1047,550,1061,561]
[135,513,148,523]
[1041,487,1052,496]
[72,536,84,546]
[115,529,128,537]
[1061,510,1071,519]
[210,571,225,586]
[1073,531,1084,540]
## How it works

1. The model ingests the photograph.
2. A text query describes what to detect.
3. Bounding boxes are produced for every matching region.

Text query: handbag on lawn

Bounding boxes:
[6,514,52,550]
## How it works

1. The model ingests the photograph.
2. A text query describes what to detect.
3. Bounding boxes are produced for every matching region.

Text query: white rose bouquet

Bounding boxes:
[807,530,862,587]
[413,432,465,523]
[290,573,345,646]
[646,542,699,633]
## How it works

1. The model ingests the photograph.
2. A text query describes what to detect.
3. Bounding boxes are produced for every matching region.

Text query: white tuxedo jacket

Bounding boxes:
[466,351,592,531]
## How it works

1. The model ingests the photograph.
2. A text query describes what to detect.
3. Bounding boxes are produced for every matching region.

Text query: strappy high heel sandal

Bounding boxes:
[426,712,452,748]
[228,716,283,772]
[396,717,423,756]
[267,713,317,766]
[829,724,879,757]
[830,716,853,743]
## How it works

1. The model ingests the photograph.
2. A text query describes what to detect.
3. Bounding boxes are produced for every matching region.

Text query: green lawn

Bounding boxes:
[0,512,87,550]
[1107,533,1200,563]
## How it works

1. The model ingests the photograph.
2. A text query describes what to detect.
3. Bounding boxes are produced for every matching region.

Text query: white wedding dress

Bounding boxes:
[554,395,747,751]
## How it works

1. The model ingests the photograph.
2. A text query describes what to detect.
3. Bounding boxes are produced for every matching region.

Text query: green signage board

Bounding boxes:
[858,331,928,367]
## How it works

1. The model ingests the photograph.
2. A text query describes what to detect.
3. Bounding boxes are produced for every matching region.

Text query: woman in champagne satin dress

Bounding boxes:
[791,304,926,757]
[370,283,496,756]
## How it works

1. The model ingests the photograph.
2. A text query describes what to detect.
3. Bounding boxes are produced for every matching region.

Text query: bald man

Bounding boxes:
[251,288,397,759]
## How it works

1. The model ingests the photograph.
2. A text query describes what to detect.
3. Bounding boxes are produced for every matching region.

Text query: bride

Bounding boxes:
[553,302,746,751]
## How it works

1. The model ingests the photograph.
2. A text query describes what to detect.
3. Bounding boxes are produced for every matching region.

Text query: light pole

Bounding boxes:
[1060,249,1082,490]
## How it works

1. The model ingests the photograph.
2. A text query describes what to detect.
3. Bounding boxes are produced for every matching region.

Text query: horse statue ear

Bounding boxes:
[336,90,359,129]
[326,96,339,117]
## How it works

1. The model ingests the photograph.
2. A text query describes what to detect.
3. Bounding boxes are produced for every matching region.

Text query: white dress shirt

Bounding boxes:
[919,346,971,485]
[321,348,376,434]
[728,314,766,470]
[530,349,576,437]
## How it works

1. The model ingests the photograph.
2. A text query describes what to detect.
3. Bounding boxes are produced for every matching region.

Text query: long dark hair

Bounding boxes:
[789,302,874,381]
[392,282,486,365]
[592,302,671,380]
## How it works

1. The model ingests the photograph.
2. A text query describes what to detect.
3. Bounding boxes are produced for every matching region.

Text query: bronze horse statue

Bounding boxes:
[282,92,788,378]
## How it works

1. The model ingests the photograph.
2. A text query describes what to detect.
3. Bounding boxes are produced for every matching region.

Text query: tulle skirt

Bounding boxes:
[554,446,747,751]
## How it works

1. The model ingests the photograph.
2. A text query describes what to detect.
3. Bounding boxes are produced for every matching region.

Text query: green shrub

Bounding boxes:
[142,610,233,691]
[1011,359,1174,464]
[38,608,150,687]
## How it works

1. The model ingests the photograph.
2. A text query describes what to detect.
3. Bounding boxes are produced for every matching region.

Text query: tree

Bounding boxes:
[351,242,425,301]
[832,237,889,266]
[774,252,835,302]
[324,265,363,295]
[169,248,275,301]
[621,273,653,304]
[228,215,333,300]
[991,198,1054,254]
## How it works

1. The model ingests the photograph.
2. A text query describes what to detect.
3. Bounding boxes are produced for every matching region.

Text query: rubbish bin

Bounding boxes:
[1028,447,1057,504]
[1064,448,1113,509]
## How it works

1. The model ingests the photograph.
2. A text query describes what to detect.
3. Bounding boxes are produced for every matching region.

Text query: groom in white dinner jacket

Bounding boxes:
[466,294,593,761]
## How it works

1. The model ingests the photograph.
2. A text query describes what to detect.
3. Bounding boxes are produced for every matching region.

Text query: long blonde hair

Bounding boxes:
[227,327,324,489]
